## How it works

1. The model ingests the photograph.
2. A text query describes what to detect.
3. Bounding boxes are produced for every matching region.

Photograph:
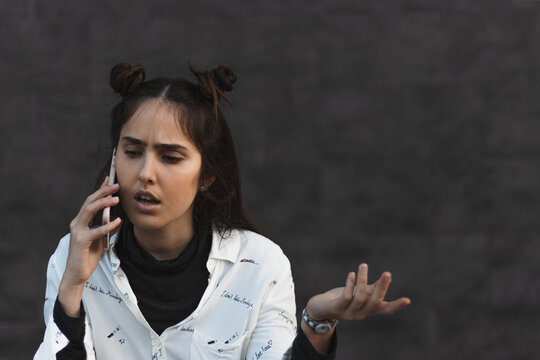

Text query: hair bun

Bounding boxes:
[211,65,237,92]
[191,65,237,109]
[110,62,145,97]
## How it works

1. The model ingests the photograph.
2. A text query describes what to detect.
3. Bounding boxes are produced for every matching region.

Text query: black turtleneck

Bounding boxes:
[114,221,212,335]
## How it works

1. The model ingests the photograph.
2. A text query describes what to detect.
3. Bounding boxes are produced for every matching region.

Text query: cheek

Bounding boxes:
[114,163,132,198]
[180,160,202,189]
[116,184,131,207]
[168,172,200,196]
[170,168,201,200]
[114,156,134,183]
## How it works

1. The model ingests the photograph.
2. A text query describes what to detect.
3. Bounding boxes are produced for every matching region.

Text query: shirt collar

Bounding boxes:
[107,232,121,274]
[208,228,241,263]
[108,226,243,266]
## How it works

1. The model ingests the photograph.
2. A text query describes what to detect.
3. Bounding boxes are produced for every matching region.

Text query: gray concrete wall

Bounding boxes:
[1,0,540,358]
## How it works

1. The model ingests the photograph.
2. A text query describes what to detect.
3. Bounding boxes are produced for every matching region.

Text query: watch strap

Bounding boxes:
[302,308,338,334]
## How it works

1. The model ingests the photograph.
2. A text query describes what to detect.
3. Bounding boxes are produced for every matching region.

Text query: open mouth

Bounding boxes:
[135,193,160,206]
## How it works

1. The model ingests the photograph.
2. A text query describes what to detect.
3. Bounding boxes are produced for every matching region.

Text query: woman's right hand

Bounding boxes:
[58,177,122,316]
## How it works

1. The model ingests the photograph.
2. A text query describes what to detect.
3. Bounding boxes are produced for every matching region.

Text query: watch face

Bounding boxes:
[315,323,332,334]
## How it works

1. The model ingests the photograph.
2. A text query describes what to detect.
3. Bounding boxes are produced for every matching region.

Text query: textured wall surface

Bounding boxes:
[2,0,540,359]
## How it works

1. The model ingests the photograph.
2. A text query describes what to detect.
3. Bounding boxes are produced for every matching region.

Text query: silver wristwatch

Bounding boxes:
[302,308,338,334]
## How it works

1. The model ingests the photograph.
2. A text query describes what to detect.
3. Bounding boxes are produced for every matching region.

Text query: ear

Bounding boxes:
[200,176,216,191]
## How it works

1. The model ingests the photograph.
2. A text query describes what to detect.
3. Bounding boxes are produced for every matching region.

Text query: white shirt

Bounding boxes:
[34,229,297,359]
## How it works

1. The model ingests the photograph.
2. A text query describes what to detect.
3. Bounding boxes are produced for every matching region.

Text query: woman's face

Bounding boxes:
[115,98,202,233]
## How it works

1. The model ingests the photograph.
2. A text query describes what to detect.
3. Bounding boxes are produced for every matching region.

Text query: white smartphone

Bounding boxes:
[102,148,117,250]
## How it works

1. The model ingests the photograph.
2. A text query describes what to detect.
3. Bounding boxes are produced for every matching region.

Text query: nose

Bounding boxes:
[138,153,157,184]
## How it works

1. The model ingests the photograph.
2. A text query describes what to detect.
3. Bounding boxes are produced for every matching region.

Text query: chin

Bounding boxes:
[125,213,165,231]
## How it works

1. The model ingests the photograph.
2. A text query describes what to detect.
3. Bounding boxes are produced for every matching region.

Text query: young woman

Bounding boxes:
[35,63,410,359]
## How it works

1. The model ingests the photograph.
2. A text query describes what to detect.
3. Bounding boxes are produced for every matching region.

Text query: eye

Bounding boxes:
[124,150,140,158]
[162,155,182,164]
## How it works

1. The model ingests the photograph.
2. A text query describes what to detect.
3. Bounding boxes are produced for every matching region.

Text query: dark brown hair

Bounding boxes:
[95,62,258,235]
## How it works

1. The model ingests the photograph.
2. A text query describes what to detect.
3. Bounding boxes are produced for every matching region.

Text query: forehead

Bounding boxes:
[120,99,191,145]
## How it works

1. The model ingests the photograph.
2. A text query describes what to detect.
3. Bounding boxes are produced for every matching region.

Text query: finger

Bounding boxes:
[81,182,120,208]
[342,264,369,317]
[364,272,392,311]
[352,263,369,305]
[79,196,120,226]
[374,297,411,315]
[89,217,122,238]
[75,184,118,223]
[109,219,123,237]
[85,196,120,216]
[336,272,356,309]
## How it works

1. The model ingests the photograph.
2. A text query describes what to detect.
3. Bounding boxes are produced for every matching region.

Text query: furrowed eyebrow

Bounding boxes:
[120,136,188,152]
[155,143,189,152]
[121,136,146,146]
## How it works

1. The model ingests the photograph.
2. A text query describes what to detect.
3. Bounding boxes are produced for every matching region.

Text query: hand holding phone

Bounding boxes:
[102,149,117,250]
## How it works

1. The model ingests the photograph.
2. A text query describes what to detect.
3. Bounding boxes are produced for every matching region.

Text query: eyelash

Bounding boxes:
[123,151,182,164]
[124,150,140,158]
[162,156,182,164]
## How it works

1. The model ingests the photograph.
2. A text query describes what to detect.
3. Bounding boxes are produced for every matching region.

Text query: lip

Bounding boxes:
[133,190,161,212]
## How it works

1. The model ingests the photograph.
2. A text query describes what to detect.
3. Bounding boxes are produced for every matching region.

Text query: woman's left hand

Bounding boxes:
[301,264,410,355]
[305,263,410,323]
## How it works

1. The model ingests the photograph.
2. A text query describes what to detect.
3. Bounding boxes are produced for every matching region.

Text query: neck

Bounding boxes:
[132,220,194,261]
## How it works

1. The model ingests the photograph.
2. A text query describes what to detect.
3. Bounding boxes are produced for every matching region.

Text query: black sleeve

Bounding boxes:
[53,296,87,359]
[291,327,337,360]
